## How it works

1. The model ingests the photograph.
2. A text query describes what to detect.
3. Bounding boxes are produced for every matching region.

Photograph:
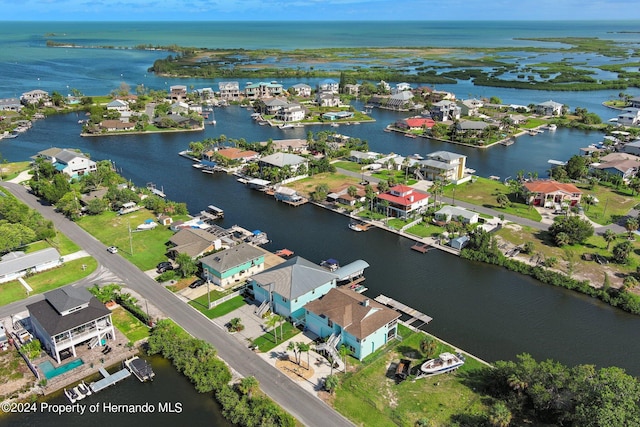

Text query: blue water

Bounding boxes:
[39,358,84,379]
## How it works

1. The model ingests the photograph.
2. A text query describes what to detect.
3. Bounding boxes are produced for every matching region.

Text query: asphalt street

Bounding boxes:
[0,182,353,427]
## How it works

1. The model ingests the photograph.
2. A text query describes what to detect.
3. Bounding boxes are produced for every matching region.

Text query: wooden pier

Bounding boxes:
[411,243,431,253]
[374,294,433,327]
[89,366,131,393]
[146,183,166,198]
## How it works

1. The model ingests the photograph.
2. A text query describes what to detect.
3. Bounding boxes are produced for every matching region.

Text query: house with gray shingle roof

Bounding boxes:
[304,287,400,360]
[250,256,338,321]
[259,152,308,174]
[33,147,97,178]
[27,285,114,363]
[168,228,220,259]
[0,248,61,284]
[200,243,265,288]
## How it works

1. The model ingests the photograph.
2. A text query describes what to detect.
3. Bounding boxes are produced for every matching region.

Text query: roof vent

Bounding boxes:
[361,299,370,307]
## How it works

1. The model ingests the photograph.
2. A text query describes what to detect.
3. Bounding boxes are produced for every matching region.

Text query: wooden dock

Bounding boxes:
[375,294,433,326]
[89,366,131,393]
[411,243,431,253]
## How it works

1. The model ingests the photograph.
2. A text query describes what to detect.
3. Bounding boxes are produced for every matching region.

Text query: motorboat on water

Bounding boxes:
[124,356,155,382]
[64,388,79,403]
[349,222,363,232]
[420,352,465,375]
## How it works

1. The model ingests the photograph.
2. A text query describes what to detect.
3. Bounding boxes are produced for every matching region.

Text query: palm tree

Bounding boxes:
[555,232,571,247]
[238,376,259,399]
[276,314,285,342]
[625,217,638,238]
[265,314,279,344]
[488,401,512,427]
[338,345,350,373]
[430,181,442,208]
[496,193,509,208]
[603,229,617,250]
[298,342,311,369]
[287,341,300,364]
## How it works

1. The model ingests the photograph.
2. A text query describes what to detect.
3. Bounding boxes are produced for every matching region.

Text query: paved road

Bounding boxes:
[0,182,353,427]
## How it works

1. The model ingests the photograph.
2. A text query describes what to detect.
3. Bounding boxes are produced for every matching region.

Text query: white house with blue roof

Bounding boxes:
[33,147,97,179]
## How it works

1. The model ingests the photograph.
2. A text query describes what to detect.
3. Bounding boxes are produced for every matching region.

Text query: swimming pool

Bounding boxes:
[39,358,84,379]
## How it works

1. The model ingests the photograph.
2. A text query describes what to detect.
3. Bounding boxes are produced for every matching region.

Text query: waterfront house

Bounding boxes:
[376,185,429,219]
[418,151,468,183]
[200,243,265,288]
[431,100,461,121]
[27,285,115,363]
[322,111,354,121]
[590,152,640,182]
[392,83,412,94]
[317,92,341,108]
[0,248,61,284]
[216,147,259,164]
[262,138,308,153]
[318,79,339,94]
[168,228,221,259]
[106,99,130,112]
[349,150,379,163]
[256,97,289,116]
[386,91,414,111]
[622,140,640,156]
[274,186,304,203]
[170,85,187,102]
[617,108,640,126]
[395,117,435,131]
[535,100,564,116]
[304,288,400,361]
[290,83,312,97]
[245,82,284,100]
[434,206,479,224]
[276,104,306,122]
[523,180,582,207]
[460,98,484,116]
[450,235,470,250]
[20,89,49,105]
[259,152,308,174]
[33,147,97,178]
[218,82,240,100]
[170,102,189,115]
[194,87,214,100]
[250,256,338,322]
[0,98,22,112]
[343,84,360,96]
[629,96,640,109]
[100,120,135,132]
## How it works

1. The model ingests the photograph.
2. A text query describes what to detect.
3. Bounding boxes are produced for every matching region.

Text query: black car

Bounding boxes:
[156,261,174,273]
[189,279,205,289]
[157,261,172,269]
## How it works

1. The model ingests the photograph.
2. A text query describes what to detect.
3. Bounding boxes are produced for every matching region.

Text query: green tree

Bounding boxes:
[564,155,588,180]
[603,229,617,250]
[624,217,638,238]
[496,193,509,208]
[298,341,311,369]
[488,401,512,427]
[419,337,437,358]
[287,341,300,365]
[311,183,330,202]
[554,231,571,247]
[548,215,594,246]
[347,185,358,198]
[612,240,633,264]
[324,374,339,394]
[89,284,122,303]
[338,345,350,373]
[265,314,279,343]
[237,376,259,399]
[175,253,197,278]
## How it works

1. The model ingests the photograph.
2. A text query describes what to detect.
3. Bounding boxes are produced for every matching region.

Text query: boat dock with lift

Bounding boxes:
[146,182,166,198]
[200,205,224,221]
[123,356,155,382]
[410,243,432,253]
[374,294,433,328]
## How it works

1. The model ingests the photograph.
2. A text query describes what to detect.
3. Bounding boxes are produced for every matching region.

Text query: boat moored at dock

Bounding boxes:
[124,356,155,382]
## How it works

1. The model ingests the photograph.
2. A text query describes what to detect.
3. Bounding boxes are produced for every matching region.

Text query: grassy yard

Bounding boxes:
[372,169,417,186]
[443,177,542,222]
[0,161,30,180]
[251,322,301,353]
[357,210,387,220]
[189,295,246,319]
[406,223,444,238]
[286,172,362,197]
[333,325,490,427]
[0,257,98,306]
[77,209,187,271]
[111,306,150,343]
[578,183,639,225]
[519,118,547,129]
[23,232,80,256]
[333,161,364,173]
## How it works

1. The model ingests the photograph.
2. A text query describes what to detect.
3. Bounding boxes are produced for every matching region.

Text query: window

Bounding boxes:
[327,320,333,328]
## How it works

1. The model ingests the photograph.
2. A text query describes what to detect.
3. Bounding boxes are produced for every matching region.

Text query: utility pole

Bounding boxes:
[128,219,133,255]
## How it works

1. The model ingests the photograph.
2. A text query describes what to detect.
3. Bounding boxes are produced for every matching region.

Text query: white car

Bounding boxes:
[107,246,118,254]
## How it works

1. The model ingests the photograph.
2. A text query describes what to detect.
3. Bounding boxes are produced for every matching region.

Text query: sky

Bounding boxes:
[1,0,640,21]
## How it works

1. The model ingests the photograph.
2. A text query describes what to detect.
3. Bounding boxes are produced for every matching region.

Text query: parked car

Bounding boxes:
[157,261,172,269]
[156,261,174,273]
[107,246,118,254]
[189,279,205,289]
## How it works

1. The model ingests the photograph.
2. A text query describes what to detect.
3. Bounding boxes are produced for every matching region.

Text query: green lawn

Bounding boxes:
[0,257,97,306]
[387,218,412,230]
[406,223,443,238]
[251,322,301,353]
[0,161,30,180]
[357,210,386,220]
[333,161,364,173]
[23,232,80,256]
[443,178,542,222]
[189,295,246,319]
[333,325,490,427]
[372,170,416,185]
[579,183,639,225]
[111,306,149,342]
[520,118,547,129]
[77,209,187,271]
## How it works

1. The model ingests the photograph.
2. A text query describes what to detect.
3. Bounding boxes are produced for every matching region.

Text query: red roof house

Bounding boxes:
[523,180,582,207]
[376,185,429,218]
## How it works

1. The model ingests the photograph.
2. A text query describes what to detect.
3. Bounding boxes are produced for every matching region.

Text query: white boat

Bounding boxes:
[330,123,339,127]
[64,388,79,403]
[349,222,363,232]
[420,352,465,375]
[279,123,294,129]
[72,385,86,400]
[547,124,557,131]
[124,356,155,382]
[77,381,92,396]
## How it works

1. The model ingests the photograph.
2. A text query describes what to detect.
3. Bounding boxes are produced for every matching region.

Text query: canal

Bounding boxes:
[3,110,640,379]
